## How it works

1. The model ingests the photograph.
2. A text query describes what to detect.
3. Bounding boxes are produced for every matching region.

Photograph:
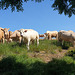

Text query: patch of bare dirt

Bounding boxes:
[28,50,68,63]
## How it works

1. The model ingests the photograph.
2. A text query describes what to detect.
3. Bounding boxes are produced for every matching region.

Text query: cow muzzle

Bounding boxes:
[21,35,23,37]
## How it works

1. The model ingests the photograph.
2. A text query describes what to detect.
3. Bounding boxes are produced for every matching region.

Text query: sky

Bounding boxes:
[0,0,75,34]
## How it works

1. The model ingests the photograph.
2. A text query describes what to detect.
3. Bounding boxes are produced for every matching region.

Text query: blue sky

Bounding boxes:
[0,0,75,34]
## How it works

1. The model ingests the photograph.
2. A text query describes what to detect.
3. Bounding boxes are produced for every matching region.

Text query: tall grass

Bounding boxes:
[29,40,59,54]
[0,40,73,58]
[0,40,73,57]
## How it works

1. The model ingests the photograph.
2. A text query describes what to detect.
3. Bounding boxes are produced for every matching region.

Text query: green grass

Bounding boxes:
[29,40,58,53]
[0,40,75,75]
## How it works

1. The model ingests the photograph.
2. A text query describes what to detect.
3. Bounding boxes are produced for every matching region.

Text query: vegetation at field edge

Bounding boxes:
[0,40,75,75]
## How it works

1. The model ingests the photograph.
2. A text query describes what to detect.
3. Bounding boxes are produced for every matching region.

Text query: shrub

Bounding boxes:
[66,50,75,59]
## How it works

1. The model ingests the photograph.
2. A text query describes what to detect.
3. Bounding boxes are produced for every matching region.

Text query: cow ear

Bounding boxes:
[1,29,4,31]
[48,33,49,35]
[44,33,47,35]
[8,28,10,30]
[24,30,27,32]
[17,30,20,32]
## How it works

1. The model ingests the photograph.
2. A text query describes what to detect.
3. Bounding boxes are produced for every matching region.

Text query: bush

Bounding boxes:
[66,50,75,59]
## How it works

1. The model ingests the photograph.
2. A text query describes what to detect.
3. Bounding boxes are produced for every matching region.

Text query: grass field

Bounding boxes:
[0,40,75,75]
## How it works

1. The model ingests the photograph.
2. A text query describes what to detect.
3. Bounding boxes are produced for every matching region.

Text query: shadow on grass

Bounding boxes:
[11,42,26,49]
[0,56,75,75]
[51,40,72,49]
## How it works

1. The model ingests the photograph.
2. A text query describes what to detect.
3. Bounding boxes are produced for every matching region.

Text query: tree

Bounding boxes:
[0,0,75,17]
[0,0,44,12]
[52,0,75,17]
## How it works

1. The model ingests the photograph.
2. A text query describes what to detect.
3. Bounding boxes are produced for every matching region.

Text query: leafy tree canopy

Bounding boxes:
[0,0,75,17]
[52,0,75,17]
[0,0,44,12]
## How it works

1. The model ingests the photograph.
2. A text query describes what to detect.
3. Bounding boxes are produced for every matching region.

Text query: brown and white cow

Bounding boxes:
[1,28,10,41]
[39,34,46,40]
[58,30,75,47]
[44,31,58,40]
[0,28,9,43]
[0,29,4,43]
[9,30,22,43]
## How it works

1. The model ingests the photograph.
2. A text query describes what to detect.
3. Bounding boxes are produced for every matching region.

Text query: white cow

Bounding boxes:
[20,29,39,50]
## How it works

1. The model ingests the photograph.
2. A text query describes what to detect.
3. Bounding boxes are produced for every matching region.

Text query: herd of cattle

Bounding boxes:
[0,27,75,50]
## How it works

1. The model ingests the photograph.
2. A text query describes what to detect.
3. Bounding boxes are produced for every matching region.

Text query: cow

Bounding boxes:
[0,27,4,30]
[0,28,9,43]
[58,30,74,42]
[44,31,58,40]
[9,30,22,43]
[0,27,4,43]
[1,28,10,42]
[68,30,74,33]
[19,29,39,50]
[58,30,75,47]
[39,34,45,37]
[0,29,4,43]
[39,34,47,40]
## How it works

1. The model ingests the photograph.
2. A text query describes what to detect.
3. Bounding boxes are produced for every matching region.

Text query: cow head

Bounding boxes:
[19,29,28,37]
[1,28,10,38]
[19,30,24,37]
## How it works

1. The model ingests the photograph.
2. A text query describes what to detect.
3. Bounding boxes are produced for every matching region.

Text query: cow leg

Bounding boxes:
[72,41,75,47]
[6,38,9,43]
[2,38,4,43]
[36,39,39,46]
[51,36,52,40]
[48,35,49,40]
[56,34,58,40]
[49,35,51,40]
[48,36,50,40]
[19,37,22,43]
[32,40,34,44]
[62,40,64,46]
[0,40,1,43]
[27,39,30,50]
